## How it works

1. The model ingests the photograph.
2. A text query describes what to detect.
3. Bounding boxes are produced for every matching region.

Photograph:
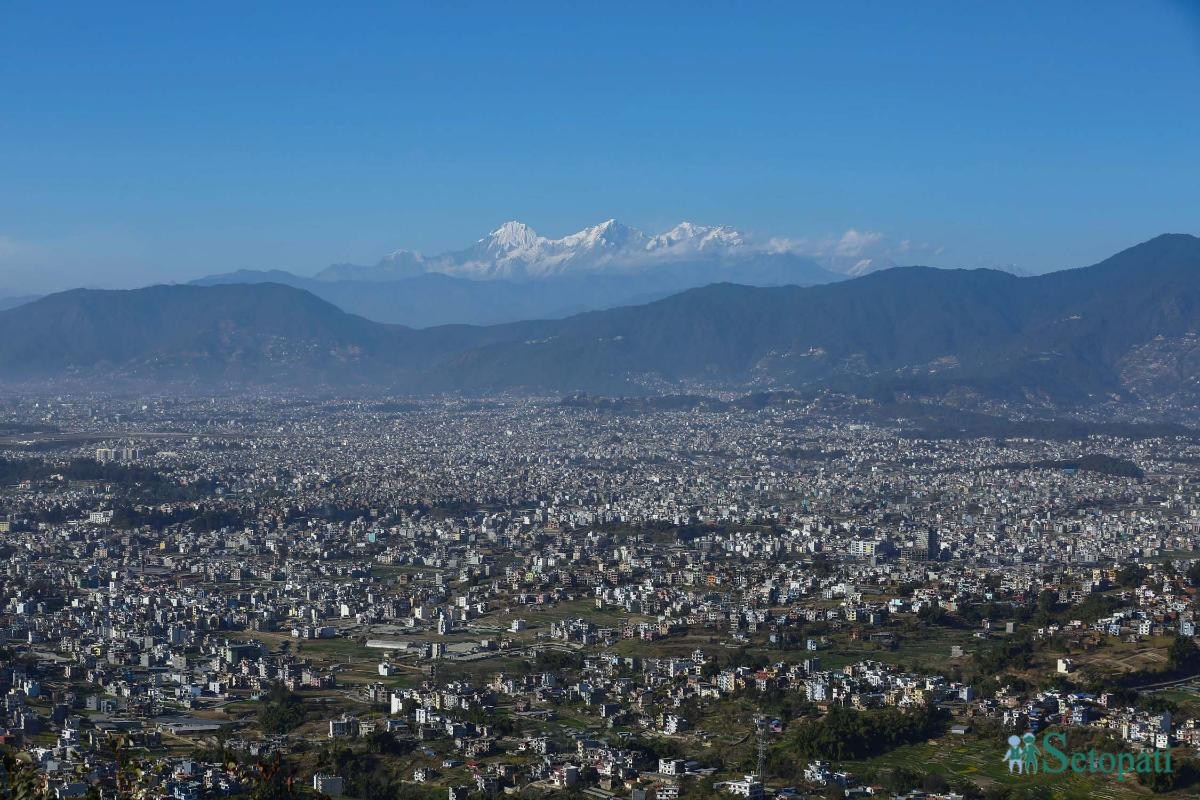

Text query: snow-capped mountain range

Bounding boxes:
[317,219,762,282]
[192,219,875,326]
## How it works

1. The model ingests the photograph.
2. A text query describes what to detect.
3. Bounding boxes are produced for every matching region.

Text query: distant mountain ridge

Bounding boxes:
[193,261,831,328]
[314,219,780,282]
[194,219,843,326]
[0,294,39,312]
[0,283,410,386]
[7,234,1200,408]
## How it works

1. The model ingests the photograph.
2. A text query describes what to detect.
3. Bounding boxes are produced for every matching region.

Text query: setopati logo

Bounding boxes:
[1004,731,1172,781]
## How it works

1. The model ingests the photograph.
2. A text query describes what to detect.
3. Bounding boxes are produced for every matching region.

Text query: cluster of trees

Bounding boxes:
[257,684,306,734]
[314,745,397,800]
[910,590,1129,635]
[973,634,1035,677]
[747,686,817,725]
[627,735,686,763]
[1169,635,1200,673]
[1138,757,1200,793]
[460,706,520,737]
[916,603,954,627]
[242,754,301,800]
[283,503,376,525]
[534,649,584,671]
[773,705,946,766]
[888,404,1196,443]
[106,503,245,532]
[0,750,56,799]
[966,454,1144,479]
[1035,592,1122,626]
[0,456,213,503]
[979,590,1127,638]
[0,457,51,484]
[1116,563,1149,588]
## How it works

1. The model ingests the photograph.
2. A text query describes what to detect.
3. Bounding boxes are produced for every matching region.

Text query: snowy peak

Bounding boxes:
[380,248,425,265]
[317,218,768,282]
[648,222,746,253]
[481,221,543,253]
[559,219,648,252]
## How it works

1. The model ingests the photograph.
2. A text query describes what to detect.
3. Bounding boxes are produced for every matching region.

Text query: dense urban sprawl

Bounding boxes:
[1,395,1200,800]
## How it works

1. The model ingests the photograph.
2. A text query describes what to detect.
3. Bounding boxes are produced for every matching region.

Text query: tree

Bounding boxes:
[1169,635,1200,674]
[1116,564,1147,588]
[257,683,306,734]
[973,634,1035,677]
[0,752,52,799]
[877,767,921,794]
[1035,589,1059,616]
[917,604,952,627]
[778,705,945,762]
[1137,757,1199,793]
[244,754,301,800]
[365,729,413,756]
[922,773,949,793]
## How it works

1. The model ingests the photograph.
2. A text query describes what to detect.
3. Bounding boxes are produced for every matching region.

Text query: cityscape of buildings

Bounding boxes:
[0,394,1198,798]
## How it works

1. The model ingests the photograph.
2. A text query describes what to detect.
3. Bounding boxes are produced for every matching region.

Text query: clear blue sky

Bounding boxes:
[2,1,1198,292]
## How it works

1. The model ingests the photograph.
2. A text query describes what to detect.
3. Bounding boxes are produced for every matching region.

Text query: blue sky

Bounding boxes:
[1,1,1198,292]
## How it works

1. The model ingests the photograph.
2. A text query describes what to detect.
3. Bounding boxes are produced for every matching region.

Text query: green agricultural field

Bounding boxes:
[597,620,982,674]
[1061,635,1173,678]
[436,655,534,683]
[1150,686,1200,708]
[833,734,1171,799]
[492,597,653,628]
[290,637,377,661]
[817,626,981,672]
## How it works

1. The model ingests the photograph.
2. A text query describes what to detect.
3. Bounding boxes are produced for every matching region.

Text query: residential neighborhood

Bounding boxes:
[0,395,1199,798]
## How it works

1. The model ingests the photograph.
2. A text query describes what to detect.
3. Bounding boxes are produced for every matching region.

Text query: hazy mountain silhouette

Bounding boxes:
[4,234,1198,405]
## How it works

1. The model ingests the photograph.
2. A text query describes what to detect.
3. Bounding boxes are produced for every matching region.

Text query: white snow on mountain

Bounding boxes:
[318,219,922,282]
[646,222,746,253]
[319,219,762,281]
[480,220,542,254]
[456,219,744,278]
[451,219,658,278]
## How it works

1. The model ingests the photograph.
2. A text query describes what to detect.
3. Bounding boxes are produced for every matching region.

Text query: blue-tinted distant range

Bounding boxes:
[2,232,1199,409]
[190,219,934,326]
